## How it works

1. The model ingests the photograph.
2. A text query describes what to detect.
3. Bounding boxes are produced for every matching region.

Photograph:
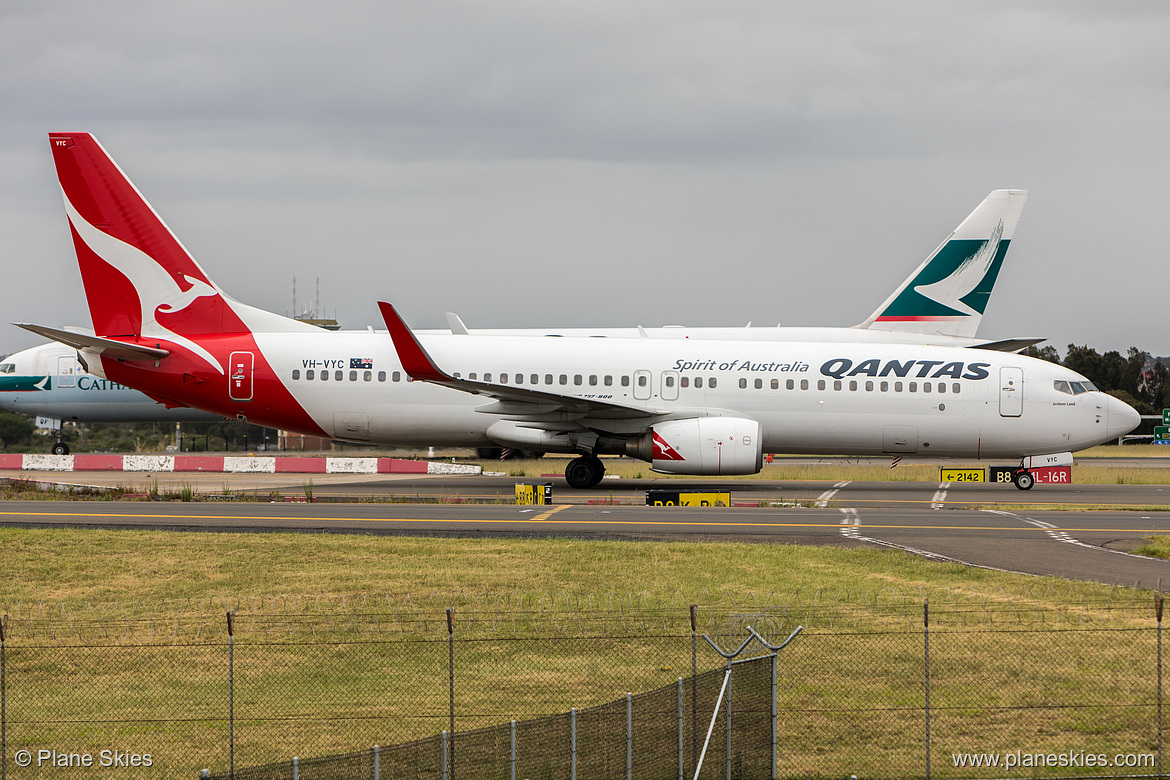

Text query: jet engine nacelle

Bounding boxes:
[628,417,763,476]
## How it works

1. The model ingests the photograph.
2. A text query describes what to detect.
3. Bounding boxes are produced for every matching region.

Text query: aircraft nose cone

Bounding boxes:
[1106,394,1141,441]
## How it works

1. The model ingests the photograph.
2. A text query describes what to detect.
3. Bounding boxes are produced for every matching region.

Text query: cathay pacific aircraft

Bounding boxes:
[22,133,1136,488]
[432,186,1035,350]
[0,341,220,453]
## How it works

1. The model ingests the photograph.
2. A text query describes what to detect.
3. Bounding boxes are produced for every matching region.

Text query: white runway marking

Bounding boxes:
[984,509,1159,561]
[816,480,851,507]
[837,508,973,565]
[930,482,950,510]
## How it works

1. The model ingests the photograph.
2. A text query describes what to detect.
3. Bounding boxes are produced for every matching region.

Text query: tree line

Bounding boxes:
[1024,344,1168,415]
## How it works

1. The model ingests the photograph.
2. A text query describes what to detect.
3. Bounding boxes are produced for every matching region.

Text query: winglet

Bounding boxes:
[377,302,449,382]
[445,312,470,335]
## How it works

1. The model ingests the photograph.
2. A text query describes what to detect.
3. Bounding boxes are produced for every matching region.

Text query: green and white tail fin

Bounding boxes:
[858,189,1028,339]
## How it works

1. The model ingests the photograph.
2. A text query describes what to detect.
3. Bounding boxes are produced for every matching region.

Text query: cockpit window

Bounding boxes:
[1056,379,1098,396]
[0,363,14,374]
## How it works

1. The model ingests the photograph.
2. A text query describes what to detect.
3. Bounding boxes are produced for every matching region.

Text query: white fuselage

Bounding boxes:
[234,330,1133,459]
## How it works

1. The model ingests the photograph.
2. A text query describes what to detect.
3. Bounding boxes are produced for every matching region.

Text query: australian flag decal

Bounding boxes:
[350,358,373,369]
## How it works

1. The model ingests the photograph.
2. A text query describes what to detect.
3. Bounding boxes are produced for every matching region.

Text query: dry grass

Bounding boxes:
[477,457,1170,485]
[1079,444,1170,457]
[1134,536,1170,559]
[0,526,1112,609]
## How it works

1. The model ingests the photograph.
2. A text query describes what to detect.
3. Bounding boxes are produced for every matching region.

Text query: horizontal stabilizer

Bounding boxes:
[969,337,1047,353]
[13,323,169,361]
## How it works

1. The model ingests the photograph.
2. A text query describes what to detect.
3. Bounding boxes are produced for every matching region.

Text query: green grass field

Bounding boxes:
[0,526,1117,607]
[3,445,1167,777]
[0,526,1161,778]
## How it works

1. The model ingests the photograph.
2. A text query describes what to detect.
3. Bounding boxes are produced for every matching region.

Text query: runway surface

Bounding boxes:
[2,469,1169,588]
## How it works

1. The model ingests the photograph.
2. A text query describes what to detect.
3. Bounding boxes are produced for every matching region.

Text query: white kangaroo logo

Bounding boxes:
[63,193,225,374]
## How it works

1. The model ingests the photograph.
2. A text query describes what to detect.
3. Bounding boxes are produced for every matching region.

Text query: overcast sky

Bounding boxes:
[2,0,1167,357]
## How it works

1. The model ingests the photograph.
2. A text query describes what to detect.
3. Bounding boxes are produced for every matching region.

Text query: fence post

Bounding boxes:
[924,599,931,780]
[771,646,778,780]
[2,614,6,780]
[1158,594,1163,779]
[446,608,455,780]
[677,677,684,780]
[292,756,298,780]
[441,730,448,780]
[627,692,633,780]
[725,655,733,780]
[227,611,235,780]
[374,745,380,780]
[1,617,5,780]
[510,720,516,780]
[690,605,698,775]
[571,707,577,780]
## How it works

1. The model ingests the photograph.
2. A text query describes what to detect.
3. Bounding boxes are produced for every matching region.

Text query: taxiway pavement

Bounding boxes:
[2,471,1168,588]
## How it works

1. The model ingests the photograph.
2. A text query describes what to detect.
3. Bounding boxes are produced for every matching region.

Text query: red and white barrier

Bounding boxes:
[0,454,480,476]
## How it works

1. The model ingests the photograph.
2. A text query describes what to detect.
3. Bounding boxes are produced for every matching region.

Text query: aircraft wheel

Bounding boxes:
[1014,470,1034,490]
[565,456,604,489]
[51,442,70,456]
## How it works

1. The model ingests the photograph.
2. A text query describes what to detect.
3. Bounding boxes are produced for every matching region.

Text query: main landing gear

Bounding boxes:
[565,455,606,489]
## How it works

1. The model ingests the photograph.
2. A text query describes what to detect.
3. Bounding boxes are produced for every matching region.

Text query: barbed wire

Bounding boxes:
[1,583,1157,645]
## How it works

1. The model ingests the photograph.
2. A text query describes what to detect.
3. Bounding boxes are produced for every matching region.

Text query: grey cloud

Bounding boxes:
[0,0,1168,353]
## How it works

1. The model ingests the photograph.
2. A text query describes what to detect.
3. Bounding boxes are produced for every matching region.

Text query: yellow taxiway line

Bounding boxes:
[0,507,1164,535]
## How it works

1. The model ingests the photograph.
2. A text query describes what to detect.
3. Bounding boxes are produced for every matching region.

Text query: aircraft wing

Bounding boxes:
[13,323,170,361]
[378,302,662,423]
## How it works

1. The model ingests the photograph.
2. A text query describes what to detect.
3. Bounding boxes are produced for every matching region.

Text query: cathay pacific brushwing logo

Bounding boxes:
[877,221,1008,322]
[63,193,224,374]
[911,220,1004,317]
[0,375,51,392]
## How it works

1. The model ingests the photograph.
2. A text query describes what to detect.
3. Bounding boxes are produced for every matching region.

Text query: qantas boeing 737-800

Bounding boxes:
[18,133,1138,489]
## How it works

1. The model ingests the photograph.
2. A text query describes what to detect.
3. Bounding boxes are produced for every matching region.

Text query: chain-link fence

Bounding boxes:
[0,587,1165,779]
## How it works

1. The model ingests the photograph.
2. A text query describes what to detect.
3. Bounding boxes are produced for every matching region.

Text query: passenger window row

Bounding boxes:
[287,369,962,395]
[737,377,962,394]
[454,373,632,388]
[291,369,395,382]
